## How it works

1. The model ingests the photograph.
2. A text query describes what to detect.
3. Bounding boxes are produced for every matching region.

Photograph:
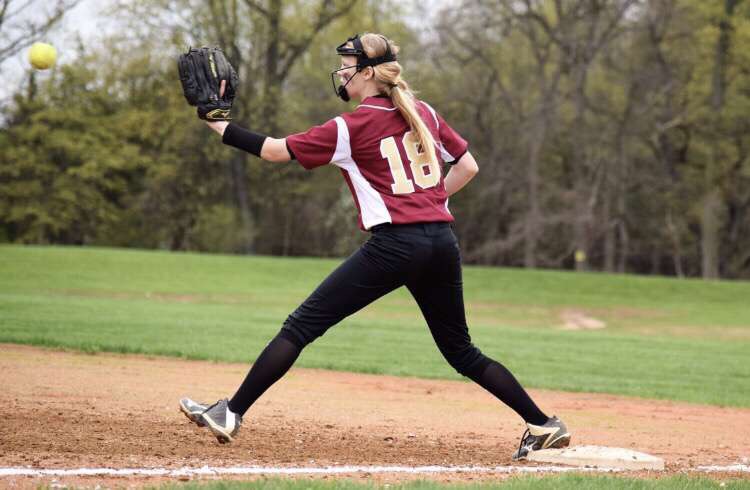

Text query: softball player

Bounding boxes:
[179,33,570,460]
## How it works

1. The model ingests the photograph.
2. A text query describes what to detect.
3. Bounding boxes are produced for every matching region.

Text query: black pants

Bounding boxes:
[279,222,491,379]
[230,221,548,424]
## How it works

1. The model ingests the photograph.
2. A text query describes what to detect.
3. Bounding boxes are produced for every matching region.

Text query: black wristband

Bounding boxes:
[222,123,267,157]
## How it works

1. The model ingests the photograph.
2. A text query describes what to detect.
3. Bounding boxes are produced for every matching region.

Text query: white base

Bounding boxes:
[526,445,665,471]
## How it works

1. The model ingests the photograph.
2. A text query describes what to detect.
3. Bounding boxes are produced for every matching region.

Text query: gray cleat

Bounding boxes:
[179,397,208,427]
[512,415,571,461]
[200,398,242,444]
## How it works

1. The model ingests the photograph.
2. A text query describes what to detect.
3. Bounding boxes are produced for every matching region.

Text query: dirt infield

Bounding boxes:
[1,344,748,487]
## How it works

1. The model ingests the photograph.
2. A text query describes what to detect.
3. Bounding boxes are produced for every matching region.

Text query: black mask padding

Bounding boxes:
[337,84,350,102]
[335,34,397,67]
[331,67,357,102]
[331,34,397,101]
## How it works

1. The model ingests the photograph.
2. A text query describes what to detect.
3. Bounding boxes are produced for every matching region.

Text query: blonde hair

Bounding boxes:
[358,33,437,165]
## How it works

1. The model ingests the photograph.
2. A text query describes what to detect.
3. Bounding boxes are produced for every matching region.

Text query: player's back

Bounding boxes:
[287,95,468,230]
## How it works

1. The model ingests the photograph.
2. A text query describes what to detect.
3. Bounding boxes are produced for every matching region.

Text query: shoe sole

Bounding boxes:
[179,401,207,428]
[200,414,235,444]
[543,432,571,450]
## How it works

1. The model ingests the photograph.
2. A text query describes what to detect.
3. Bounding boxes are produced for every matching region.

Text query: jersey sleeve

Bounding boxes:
[435,112,468,164]
[286,118,340,170]
[421,102,469,165]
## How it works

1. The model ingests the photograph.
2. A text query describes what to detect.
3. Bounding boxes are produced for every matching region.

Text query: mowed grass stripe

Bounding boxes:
[165,474,750,489]
[1,245,749,407]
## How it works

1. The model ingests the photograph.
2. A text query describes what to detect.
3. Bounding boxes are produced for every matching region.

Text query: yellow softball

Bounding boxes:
[28,42,57,70]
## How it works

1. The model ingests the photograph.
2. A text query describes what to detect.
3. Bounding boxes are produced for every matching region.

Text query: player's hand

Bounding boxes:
[204,81,229,135]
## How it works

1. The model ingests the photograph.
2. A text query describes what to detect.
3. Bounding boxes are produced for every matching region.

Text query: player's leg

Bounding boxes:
[406,226,569,457]
[405,227,547,423]
[193,231,416,441]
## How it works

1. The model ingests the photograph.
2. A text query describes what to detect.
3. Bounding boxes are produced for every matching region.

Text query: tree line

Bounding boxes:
[1,0,749,279]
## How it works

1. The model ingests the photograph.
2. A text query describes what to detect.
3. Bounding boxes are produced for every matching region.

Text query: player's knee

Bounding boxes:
[442,344,491,379]
[279,314,322,348]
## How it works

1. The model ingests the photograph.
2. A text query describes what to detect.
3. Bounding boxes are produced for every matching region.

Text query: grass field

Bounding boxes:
[1,245,749,408]
[2,245,750,489]
[170,475,750,489]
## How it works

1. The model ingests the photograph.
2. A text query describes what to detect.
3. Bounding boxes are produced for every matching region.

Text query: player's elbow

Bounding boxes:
[264,148,286,162]
[458,152,479,177]
[261,138,292,162]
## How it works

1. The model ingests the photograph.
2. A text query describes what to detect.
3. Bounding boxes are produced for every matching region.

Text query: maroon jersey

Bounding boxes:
[286,96,469,230]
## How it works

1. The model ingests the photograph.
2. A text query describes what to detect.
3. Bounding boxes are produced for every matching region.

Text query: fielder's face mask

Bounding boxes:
[330,34,397,102]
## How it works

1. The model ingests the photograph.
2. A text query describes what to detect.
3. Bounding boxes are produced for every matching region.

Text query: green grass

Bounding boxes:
[1,245,749,407]
[161,475,750,489]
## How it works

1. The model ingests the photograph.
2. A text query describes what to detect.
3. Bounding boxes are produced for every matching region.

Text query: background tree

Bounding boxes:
[2,0,750,278]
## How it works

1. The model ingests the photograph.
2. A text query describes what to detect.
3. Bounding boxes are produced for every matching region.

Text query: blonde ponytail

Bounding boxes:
[359,33,438,166]
[390,82,438,165]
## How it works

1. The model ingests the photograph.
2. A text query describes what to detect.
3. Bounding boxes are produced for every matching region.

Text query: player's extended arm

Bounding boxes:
[206,121,292,162]
[199,78,291,162]
[444,151,479,196]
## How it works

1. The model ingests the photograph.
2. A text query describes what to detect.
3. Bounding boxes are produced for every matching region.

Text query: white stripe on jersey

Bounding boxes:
[422,101,441,128]
[331,117,392,230]
[438,142,456,163]
[421,102,456,163]
[357,104,398,111]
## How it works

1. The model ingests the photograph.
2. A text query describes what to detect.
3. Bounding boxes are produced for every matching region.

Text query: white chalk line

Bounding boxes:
[0,465,618,477]
[0,464,747,478]
[695,464,750,473]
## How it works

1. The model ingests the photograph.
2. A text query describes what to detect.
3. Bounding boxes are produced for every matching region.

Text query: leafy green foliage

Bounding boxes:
[2,1,750,278]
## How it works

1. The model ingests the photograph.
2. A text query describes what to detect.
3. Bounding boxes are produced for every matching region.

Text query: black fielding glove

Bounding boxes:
[178,47,239,121]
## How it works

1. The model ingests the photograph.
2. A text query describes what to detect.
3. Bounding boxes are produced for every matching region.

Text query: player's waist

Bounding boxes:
[370,221,451,235]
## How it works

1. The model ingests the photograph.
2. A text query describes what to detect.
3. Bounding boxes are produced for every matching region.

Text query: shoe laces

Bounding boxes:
[204,400,223,413]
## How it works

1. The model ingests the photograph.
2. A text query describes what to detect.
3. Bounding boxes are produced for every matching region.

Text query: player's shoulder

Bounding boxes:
[351,96,399,118]
[338,97,397,132]
[415,99,441,126]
